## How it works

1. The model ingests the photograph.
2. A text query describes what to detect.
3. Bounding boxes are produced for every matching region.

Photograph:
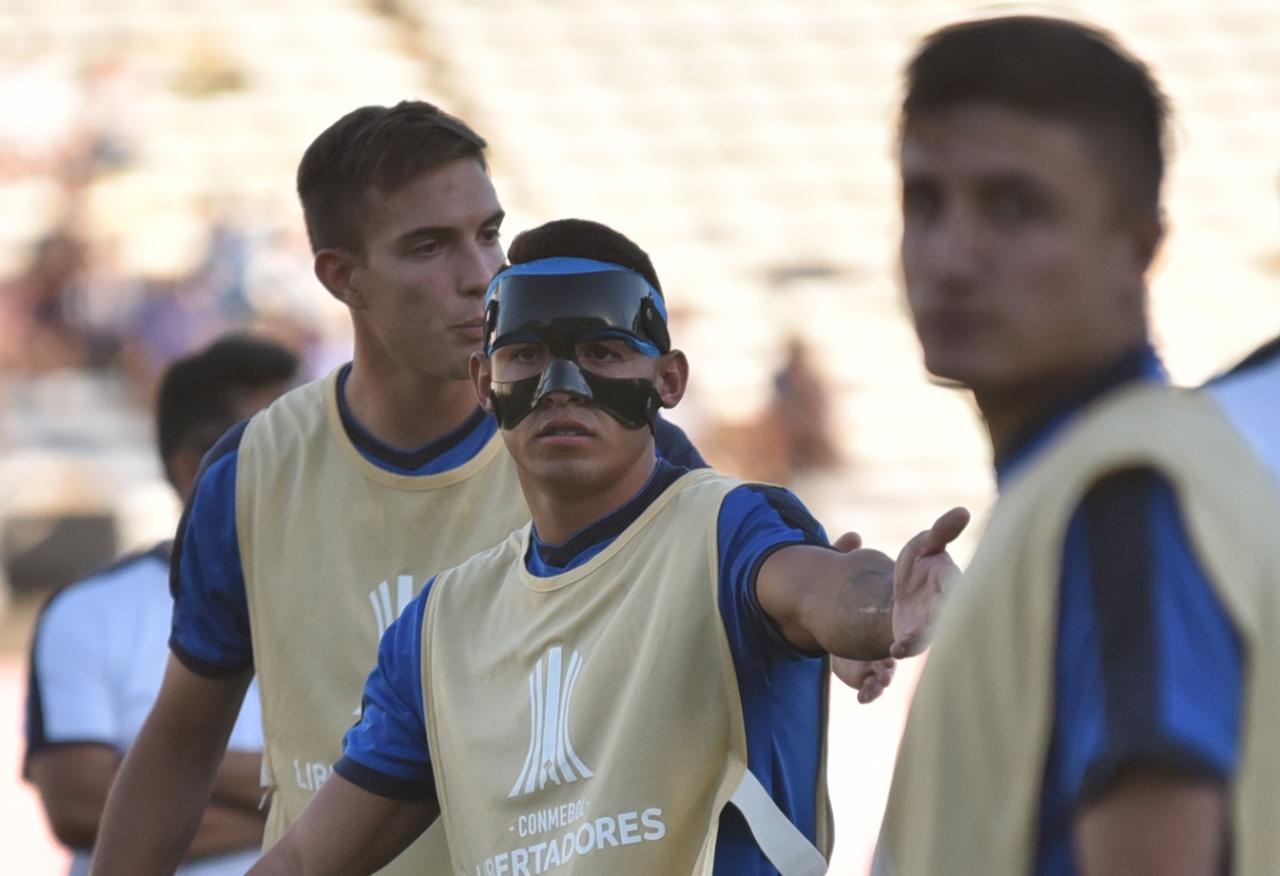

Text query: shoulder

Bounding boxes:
[192,377,332,494]
[724,483,822,529]
[653,415,707,470]
[1017,386,1259,519]
[38,546,169,633]
[431,529,526,597]
[236,375,332,450]
[201,418,250,475]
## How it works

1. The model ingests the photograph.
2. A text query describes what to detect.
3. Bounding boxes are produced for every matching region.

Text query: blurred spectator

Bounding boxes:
[2,226,117,373]
[698,337,842,484]
[768,337,839,474]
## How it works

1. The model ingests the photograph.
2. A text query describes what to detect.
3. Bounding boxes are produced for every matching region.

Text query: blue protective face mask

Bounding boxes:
[483,258,670,430]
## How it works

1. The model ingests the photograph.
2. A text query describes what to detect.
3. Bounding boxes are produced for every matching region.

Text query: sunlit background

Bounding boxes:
[1,0,1277,871]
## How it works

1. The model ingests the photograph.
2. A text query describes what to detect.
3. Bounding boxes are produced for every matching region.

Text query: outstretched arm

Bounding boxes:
[90,657,250,875]
[756,508,968,661]
[248,774,437,876]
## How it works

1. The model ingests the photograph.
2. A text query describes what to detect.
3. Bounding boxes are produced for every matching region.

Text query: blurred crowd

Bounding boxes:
[0,42,348,410]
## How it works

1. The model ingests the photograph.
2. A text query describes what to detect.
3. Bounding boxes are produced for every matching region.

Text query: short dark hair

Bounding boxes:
[296,100,488,254]
[902,16,1169,218]
[155,334,300,486]
[505,218,663,294]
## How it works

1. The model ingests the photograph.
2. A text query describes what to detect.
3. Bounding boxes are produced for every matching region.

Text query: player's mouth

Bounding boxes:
[534,416,596,444]
[916,308,989,342]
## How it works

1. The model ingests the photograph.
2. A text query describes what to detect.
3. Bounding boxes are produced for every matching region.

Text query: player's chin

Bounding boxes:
[529,457,609,492]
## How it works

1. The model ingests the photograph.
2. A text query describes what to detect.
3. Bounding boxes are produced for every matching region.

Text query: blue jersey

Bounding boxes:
[337,460,830,876]
[996,348,1244,876]
[168,363,705,674]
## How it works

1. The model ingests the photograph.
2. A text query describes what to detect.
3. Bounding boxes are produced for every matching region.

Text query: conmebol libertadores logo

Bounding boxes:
[508,645,594,798]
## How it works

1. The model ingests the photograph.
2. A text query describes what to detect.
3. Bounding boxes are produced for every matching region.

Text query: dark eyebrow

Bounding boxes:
[395,210,507,248]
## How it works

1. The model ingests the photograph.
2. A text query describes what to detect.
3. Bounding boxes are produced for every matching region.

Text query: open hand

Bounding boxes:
[890,507,969,658]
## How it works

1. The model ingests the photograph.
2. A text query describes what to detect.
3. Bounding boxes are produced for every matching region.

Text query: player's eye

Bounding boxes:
[479,225,503,245]
[984,181,1053,228]
[410,238,444,257]
[579,342,622,362]
[902,181,941,223]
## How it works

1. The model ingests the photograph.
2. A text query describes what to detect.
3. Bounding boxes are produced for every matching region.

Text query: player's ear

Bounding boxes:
[470,351,494,412]
[653,350,688,409]
[314,248,365,310]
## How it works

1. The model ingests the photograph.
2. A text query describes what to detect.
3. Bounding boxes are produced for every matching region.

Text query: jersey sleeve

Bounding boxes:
[654,414,707,470]
[715,485,831,658]
[24,588,117,769]
[168,421,255,677]
[334,579,436,802]
[1049,467,1243,809]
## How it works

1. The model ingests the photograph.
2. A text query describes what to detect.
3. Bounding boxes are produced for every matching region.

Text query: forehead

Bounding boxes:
[362,157,500,241]
[901,102,1106,193]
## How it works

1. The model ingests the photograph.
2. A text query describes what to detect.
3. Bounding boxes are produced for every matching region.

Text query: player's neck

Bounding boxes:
[344,361,478,451]
[522,452,658,546]
[976,348,1151,464]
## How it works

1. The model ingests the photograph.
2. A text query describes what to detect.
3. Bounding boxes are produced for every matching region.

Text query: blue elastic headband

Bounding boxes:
[484,257,669,324]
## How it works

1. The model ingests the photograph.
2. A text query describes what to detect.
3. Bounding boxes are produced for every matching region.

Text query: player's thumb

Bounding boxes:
[924,506,970,553]
[832,531,863,552]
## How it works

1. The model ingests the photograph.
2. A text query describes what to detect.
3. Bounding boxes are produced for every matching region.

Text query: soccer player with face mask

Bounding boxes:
[248,219,968,876]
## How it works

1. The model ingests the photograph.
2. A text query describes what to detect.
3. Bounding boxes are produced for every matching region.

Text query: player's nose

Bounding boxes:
[926,206,985,292]
[458,239,502,299]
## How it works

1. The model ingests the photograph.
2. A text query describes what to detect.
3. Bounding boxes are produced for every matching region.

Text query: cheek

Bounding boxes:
[1008,233,1092,321]
[899,231,927,285]
[483,246,506,276]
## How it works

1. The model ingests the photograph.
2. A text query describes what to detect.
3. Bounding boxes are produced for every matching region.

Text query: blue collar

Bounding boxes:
[527,459,687,573]
[335,363,491,474]
[996,346,1167,486]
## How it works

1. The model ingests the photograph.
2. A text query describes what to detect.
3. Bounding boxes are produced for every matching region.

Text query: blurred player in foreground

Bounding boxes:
[26,334,299,875]
[247,218,968,876]
[875,16,1280,876]
[91,104,700,875]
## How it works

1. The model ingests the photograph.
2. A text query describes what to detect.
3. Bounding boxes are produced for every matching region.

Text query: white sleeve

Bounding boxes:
[1209,359,1280,485]
[29,592,118,749]
[224,675,264,752]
